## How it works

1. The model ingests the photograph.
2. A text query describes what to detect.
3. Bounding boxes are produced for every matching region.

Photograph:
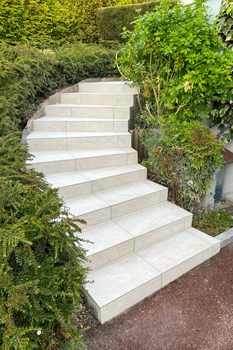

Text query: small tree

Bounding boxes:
[116,0,233,124]
[116,0,229,209]
[0,133,89,349]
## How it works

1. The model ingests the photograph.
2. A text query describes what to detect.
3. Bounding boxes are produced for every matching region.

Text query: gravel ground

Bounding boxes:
[78,243,233,350]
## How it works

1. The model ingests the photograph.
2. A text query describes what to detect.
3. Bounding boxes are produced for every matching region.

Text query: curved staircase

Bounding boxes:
[27,81,220,324]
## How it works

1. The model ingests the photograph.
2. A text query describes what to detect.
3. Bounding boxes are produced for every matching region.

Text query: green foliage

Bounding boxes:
[116,0,233,124]
[216,0,233,49]
[0,0,103,44]
[213,0,233,141]
[73,0,102,43]
[142,117,224,210]
[193,209,233,236]
[0,0,81,44]
[0,42,119,136]
[0,133,89,349]
[102,0,150,5]
[97,1,158,42]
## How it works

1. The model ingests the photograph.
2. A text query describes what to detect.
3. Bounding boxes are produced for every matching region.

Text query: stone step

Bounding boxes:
[78,81,138,94]
[46,164,147,200]
[27,148,138,174]
[27,131,131,152]
[66,180,168,228]
[85,228,220,324]
[79,201,192,270]
[33,117,128,133]
[60,93,134,106]
[45,104,130,119]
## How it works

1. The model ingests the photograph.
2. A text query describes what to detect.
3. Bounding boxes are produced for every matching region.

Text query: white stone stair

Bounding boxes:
[27,80,220,324]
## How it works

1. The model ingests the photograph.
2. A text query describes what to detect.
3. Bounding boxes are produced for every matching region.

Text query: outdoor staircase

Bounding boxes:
[27,81,220,324]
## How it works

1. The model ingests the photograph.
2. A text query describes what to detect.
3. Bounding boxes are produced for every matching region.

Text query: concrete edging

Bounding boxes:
[216,227,233,249]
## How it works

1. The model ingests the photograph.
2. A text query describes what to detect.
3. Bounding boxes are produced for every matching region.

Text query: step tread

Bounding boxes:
[27,131,129,139]
[61,92,134,96]
[86,229,219,308]
[80,202,190,257]
[94,179,164,206]
[66,180,165,216]
[28,148,136,164]
[46,164,145,187]
[34,116,127,122]
[46,104,131,108]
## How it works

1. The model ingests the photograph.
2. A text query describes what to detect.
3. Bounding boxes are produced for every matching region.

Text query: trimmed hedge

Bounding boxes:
[0,0,102,44]
[0,42,119,136]
[97,1,159,42]
[0,0,80,44]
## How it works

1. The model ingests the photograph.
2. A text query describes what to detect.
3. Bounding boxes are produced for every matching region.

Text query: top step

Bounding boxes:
[78,82,139,94]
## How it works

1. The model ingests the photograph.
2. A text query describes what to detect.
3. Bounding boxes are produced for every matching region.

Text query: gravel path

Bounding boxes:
[81,243,233,350]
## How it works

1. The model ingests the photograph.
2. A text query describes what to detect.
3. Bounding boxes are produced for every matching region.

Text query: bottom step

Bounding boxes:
[85,228,220,324]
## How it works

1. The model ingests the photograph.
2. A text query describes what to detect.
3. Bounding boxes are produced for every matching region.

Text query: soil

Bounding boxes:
[223,205,233,217]
[77,243,233,350]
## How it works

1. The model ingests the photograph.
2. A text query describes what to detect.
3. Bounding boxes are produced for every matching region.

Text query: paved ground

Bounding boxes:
[80,243,233,350]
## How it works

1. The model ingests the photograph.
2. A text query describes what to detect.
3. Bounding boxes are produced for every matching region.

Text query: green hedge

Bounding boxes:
[0,0,102,44]
[97,1,159,42]
[0,42,119,136]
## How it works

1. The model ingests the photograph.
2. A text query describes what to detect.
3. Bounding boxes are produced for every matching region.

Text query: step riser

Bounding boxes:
[45,106,130,119]
[85,273,161,324]
[28,135,131,152]
[55,168,147,200]
[33,120,128,133]
[74,189,168,229]
[60,93,134,106]
[84,216,191,271]
[27,159,76,174]
[86,246,215,324]
[78,83,138,94]
[28,152,138,174]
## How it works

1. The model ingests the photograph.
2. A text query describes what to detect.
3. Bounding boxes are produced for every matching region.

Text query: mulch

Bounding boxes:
[77,243,233,350]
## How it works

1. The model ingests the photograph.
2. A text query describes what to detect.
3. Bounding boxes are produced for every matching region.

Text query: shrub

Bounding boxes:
[0,42,119,136]
[142,118,224,210]
[214,0,233,141]
[116,0,233,124]
[74,0,102,43]
[97,1,158,42]
[0,0,81,44]
[216,0,233,49]
[0,133,89,349]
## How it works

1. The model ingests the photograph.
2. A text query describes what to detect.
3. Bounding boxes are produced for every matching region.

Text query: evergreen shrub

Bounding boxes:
[0,42,119,136]
[97,1,158,42]
[0,0,102,44]
[0,133,89,349]
[0,0,80,44]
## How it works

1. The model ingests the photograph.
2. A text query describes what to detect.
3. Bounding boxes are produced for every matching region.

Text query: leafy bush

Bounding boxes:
[142,118,224,210]
[216,0,233,49]
[116,0,233,124]
[0,42,119,136]
[0,133,89,349]
[97,1,158,42]
[193,209,233,236]
[213,0,233,141]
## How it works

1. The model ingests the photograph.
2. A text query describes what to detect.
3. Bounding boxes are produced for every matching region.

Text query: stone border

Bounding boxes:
[216,227,233,249]
[24,77,121,135]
